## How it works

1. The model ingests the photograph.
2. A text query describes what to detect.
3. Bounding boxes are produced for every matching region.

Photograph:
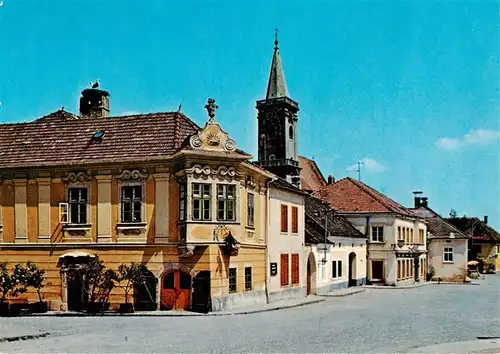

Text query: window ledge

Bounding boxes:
[117,222,147,230]
[245,225,255,230]
[63,224,92,231]
[370,241,385,244]
[442,261,454,264]
[291,232,299,236]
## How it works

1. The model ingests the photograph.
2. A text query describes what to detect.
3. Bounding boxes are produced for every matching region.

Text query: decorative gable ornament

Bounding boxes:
[189,98,237,153]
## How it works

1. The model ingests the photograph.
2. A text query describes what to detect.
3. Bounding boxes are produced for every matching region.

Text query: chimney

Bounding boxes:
[413,191,423,208]
[79,81,110,118]
[484,215,488,224]
[327,175,335,185]
[421,197,428,208]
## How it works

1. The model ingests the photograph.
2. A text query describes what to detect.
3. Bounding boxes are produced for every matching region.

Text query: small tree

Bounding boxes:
[449,209,457,218]
[0,263,29,305]
[65,256,117,312]
[117,263,149,304]
[25,262,45,303]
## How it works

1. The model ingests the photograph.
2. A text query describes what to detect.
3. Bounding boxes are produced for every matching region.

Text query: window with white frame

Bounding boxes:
[332,260,342,279]
[121,185,143,222]
[443,247,454,262]
[247,193,254,227]
[179,183,187,221]
[371,226,384,242]
[217,184,236,221]
[68,187,88,224]
[192,183,211,221]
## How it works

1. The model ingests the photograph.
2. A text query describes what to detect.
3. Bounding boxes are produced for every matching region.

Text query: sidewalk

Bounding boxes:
[363,281,480,289]
[321,288,366,297]
[405,339,500,353]
[24,295,325,317]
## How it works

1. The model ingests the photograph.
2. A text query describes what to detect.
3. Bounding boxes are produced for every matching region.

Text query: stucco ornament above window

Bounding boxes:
[181,164,243,181]
[116,169,149,180]
[189,98,237,153]
[63,171,92,183]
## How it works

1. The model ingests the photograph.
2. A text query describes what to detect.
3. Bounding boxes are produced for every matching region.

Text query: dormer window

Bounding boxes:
[91,130,105,142]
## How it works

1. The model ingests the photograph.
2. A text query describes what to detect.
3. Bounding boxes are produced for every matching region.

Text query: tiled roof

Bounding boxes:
[0,110,203,169]
[270,176,309,195]
[316,177,413,216]
[446,217,500,242]
[298,156,326,192]
[305,195,365,244]
[411,207,468,239]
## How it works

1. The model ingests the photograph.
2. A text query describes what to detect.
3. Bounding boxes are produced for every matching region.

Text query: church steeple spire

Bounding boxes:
[256,31,301,187]
[266,29,289,100]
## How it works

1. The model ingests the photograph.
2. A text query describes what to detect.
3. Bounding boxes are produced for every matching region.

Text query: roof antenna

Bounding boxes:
[354,161,364,181]
[177,103,182,113]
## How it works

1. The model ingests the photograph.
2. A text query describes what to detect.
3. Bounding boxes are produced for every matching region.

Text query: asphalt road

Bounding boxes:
[1,275,499,353]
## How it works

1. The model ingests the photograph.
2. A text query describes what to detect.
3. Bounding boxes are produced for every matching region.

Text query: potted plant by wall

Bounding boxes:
[0,262,29,317]
[116,263,150,313]
[25,262,47,313]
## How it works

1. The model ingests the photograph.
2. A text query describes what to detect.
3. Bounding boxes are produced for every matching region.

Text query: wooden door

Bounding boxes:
[161,271,192,311]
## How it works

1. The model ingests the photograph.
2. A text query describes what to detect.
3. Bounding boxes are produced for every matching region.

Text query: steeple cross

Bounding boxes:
[205,98,218,121]
[274,28,279,49]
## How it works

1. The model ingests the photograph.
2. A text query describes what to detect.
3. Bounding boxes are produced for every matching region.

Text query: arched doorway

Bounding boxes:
[348,252,357,287]
[133,270,157,311]
[160,270,192,311]
[306,252,317,295]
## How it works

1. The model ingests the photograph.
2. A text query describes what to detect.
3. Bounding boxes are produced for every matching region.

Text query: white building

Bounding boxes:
[318,177,427,286]
[267,177,307,301]
[410,195,469,282]
[304,195,367,294]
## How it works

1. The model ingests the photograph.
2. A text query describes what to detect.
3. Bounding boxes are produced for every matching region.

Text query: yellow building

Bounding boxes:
[0,87,274,312]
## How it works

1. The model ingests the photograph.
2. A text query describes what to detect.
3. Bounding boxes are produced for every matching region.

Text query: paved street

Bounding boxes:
[1,275,499,353]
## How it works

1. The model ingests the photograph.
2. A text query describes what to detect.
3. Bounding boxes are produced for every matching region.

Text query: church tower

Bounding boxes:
[256,33,301,187]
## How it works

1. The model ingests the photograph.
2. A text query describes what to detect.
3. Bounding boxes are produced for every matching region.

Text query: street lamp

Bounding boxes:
[313,208,335,264]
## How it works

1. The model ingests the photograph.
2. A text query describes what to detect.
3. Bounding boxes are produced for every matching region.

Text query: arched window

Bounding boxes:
[289,125,294,139]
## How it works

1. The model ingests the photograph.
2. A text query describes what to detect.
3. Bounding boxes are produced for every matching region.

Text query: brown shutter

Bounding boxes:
[280,254,289,286]
[291,253,299,284]
[281,205,288,233]
[291,207,298,233]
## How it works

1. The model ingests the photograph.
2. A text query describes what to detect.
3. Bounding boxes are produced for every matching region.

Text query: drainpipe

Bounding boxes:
[365,216,370,284]
[264,177,275,305]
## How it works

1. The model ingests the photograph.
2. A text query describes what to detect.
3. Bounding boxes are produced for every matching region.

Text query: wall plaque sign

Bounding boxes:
[270,263,278,277]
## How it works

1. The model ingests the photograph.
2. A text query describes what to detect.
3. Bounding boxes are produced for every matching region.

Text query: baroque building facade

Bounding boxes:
[0,87,274,312]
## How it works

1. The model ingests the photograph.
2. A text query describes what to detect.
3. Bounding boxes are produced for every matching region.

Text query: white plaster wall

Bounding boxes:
[428,238,468,280]
[267,187,305,296]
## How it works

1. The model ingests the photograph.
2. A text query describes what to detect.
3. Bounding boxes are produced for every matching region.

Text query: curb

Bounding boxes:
[402,339,500,353]
[321,289,366,297]
[362,282,433,290]
[22,299,325,317]
[0,332,50,343]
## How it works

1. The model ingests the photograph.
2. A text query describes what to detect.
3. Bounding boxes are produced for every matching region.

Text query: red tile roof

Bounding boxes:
[316,177,413,216]
[0,110,202,169]
[298,156,326,192]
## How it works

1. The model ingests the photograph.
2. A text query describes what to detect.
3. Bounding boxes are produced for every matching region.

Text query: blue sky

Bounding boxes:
[0,1,499,229]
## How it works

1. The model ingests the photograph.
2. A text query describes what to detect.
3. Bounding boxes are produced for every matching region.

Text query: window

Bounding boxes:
[291,206,298,233]
[332,260,342,278]
[402,259,406,279]
[280,254,289,286]
[338,260,342,278]
[444,247,454,262]
[398,227,403,240]
[289,125,294,139]
[229,268,237,293]
[291,254,299,284]
[121,185,142,222]
[371,226,384,242]
[397,260,402,280]
[217,184,236,221]
[247,193,254,227]
[410,229,414,244]
[419,229,424,244]
[332,261,337,278]
[281,205,288,233]
[192,183,211,221]
[68,188,87,224]
[405,260,410,279]
[245,267,252,291]
[179,184,187,221]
